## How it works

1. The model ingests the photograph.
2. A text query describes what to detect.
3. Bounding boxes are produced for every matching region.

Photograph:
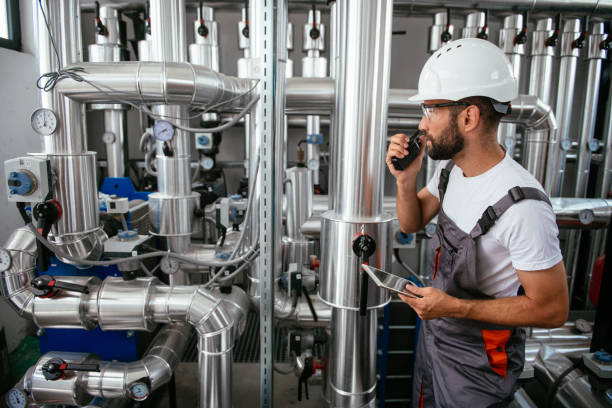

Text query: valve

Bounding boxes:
[94,1,108,36]
[573,16,589,49]
[440,8,452,43]
[297,355,314,401]
[33,200,61,272]
[42,358,100,381]
[546,14,561,47]
[31,275,90,298]
[352,233,376,317]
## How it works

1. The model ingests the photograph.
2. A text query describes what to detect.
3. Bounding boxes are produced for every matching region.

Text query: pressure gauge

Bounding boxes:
[579,209,594,225]
[30,108,58,136]
[153,120,175,142]
[128,382,150,402]
[5,388,27,408]
[307,158,320,171]
[102,132,116,144]
[0,249,12,272]
[200,156,215,171]
[160,256,179,274]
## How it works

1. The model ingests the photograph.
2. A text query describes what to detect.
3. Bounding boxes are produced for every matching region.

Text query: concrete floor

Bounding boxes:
[152,362,325,407]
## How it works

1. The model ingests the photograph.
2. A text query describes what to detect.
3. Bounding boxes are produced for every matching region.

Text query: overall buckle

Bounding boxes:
[478,206,498,234]
[508,187,525,203]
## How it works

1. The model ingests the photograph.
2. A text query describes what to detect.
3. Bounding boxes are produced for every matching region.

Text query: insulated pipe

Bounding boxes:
[462,11,488,39]
[88,5,127,178]
[597,58,612,199]
[398,0,612,14]
[322,1,394,406]
[13,323,191,404]
[528,18,556,107]
[34,0,107,262]
[507,95,557,185]
[302,9,327,186]
[56,62,255,108]
[2,272,247,408]
[546,18,582,197]
[574,22,608,198]
[498,14,526,157]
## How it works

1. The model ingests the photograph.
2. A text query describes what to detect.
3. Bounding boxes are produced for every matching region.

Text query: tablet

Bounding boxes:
[361,264,423,298]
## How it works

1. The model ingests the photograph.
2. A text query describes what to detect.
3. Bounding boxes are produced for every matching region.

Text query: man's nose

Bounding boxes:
[419,116,428,132]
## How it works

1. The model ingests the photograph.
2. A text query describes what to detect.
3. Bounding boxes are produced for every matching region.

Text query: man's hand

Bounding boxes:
[386,133,427,183]
[398,285,461,320]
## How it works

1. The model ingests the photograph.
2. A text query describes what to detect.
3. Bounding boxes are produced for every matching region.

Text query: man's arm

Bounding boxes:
[386,133,440,233]
[399,261,569,328]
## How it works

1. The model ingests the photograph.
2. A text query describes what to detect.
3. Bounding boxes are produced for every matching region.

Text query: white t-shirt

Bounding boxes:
[425,155,563,298]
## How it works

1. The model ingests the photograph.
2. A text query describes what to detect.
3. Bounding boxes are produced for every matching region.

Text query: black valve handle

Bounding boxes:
[352,234,376,317]
[297,356,314,401]
[42,358,100,381]
[32,275,89,298]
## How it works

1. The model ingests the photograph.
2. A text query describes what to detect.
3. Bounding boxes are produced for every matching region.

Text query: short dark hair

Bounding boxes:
[457,96,505,132]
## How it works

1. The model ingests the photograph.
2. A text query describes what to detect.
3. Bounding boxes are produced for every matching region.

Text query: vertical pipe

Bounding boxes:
[328,1,338,210]
[302,9,327,187]
[34,0,105,261]
[528,18,555,106]
[498,14,526,158]
[546,18,582,196]
[88,6,127,178]
[574,22,607,198]
[237,8,251,178]
[597,59,612,199]
[461,11,487,39]
[148,0,193,279]
[323,1,393,406]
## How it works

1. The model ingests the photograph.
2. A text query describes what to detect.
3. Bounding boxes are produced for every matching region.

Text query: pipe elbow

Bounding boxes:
[1,228,37,320]
[187,287,233,353]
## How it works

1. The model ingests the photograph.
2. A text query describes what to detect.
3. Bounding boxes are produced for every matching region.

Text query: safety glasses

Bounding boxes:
[420,102,470,121]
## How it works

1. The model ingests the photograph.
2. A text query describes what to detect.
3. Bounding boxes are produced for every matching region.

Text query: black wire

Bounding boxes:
[302,287,318,322]
[545,361,580,408]
[38,0,61,69]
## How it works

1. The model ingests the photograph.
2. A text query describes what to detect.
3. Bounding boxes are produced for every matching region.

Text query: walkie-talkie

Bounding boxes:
[391,129,423,171]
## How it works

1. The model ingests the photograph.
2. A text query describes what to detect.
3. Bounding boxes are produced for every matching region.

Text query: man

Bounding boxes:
[386,38,569,407]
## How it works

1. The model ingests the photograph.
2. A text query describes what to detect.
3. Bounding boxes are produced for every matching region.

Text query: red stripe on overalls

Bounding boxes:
[419,382,424,408]
[481,329,511,378]
[433,247,441,280]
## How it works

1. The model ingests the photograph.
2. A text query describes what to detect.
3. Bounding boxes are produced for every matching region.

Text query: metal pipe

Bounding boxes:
[429,11,453,53]
[394,0,612,14]
[498,14,526,157]
[322,1,394,405]
[462,11,487,39]
[88,5,127,178]
[574,22,608,198]
[0,228,37,320]
[528,18,556,106]
[34,0,107,261]
[596,56,612,199]
[56,62,255,108]
[546,18,582,197]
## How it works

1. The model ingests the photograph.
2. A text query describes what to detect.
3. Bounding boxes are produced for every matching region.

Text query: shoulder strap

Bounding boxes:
[438,161,455,203]
[469,186,552,238]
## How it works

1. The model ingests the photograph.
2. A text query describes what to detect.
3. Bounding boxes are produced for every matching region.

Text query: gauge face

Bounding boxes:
[102,132,116,144]
[307,158,320,171]
[200,156,215,170]
[0,249,12,272]
[579,209,594,225]
[129,382,150,402]
[160,257,179,274]
[31,108,58,136]
[153,120,175,142]
[6,389,27,408]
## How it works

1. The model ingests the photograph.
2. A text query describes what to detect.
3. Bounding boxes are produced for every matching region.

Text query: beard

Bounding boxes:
[426,112,464,160]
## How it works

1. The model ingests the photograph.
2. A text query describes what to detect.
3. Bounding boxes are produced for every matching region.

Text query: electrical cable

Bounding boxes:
[544,361,580,408]
[23,222,258,268]
[393,248,425,286]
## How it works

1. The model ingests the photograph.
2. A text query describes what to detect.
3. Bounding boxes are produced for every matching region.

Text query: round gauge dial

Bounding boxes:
[160,257,179,274]
[5,388,27,408]
[153,120,175,142]
[579,209,594,225]
[0,249,12,272]
[102,132,116,144]
[307,158,320,171]
[200,156,215,170]
[31,108,58,136]
[128,382,150,402]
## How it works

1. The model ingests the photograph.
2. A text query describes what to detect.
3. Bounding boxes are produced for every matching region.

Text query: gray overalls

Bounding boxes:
[412,161,552,408]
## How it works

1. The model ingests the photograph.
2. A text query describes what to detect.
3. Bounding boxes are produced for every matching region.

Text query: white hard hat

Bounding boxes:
[409,38,518,103]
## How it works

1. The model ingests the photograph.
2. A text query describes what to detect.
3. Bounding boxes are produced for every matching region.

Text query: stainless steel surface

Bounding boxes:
[506,95,558,185]
[56,62,255,108]
[328,308,377,407]
[319,212,393,310]
[285,167,313,241]
[547,18,582,197]
[35,0,87,155]
[551,198,612,228]
[27,352,98,406]
[528,18,555,106]
[1,228,37,320]
[189,8,220,72]
[429,11,453,53]
[597,54,612,199]
[461,11,487,39]
[574,22,607,198]
[498,14,525,157]
[103,109,127,178]
[393,0,612,14]
[285,77,335,115]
